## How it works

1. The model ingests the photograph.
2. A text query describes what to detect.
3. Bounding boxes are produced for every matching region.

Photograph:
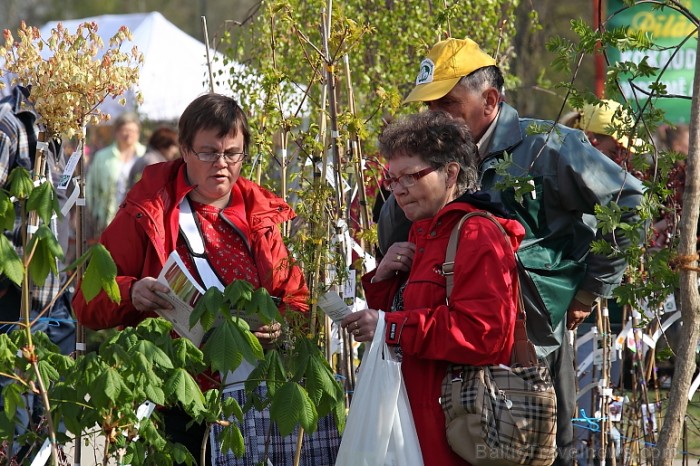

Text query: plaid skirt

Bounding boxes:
[210,385,341,466]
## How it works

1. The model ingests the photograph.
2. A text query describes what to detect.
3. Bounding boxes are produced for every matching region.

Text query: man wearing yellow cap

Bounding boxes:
[575,99,644,160]
[378,38,645,465]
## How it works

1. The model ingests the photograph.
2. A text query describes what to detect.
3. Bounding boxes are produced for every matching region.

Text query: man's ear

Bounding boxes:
[446,162,460,187]
[483,87,501,115]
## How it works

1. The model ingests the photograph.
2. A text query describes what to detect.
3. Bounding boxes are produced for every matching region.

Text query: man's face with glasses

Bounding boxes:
[183,128,247,209]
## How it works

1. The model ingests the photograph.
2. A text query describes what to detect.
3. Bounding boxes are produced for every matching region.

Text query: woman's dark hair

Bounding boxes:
[178,93,250,152]
[378,111,479,194]
[148,126,178,152]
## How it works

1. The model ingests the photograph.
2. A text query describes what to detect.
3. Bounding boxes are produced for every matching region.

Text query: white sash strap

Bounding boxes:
[178,197,257,388]
[178,197,225,291]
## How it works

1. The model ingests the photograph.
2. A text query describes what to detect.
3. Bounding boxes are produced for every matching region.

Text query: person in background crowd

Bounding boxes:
[652,123,691,249]
[657,123,689,156]
[127,125,179,189]
[73,93,340,466]
[575,100,642,159]
[377,38,645,465]
[85,111,146,241]
[343,111,524,466]
[565,100,648,182]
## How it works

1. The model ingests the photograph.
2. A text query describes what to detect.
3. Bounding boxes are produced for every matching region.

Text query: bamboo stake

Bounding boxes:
[201,16,215,93]
[603,303,616,466]
[267,13,291,237]
[631,308,656,465]
[73,125,88,464]
[342,54,371,248]
[320,6,343,211]
[24,133,60,465]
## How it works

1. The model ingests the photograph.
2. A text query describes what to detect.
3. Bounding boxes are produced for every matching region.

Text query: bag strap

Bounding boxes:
[179,197,225,291]
[442,211,538,368]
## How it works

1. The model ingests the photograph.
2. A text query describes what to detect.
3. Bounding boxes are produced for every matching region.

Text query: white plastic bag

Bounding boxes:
[335,311,423,466]
[386,374,423,466]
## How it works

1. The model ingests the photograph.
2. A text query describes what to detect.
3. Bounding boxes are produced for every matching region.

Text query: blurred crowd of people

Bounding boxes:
[84,114,180,242]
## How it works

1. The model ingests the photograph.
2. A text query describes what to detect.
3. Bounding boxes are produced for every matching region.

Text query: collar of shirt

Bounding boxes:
[476,107,501,160]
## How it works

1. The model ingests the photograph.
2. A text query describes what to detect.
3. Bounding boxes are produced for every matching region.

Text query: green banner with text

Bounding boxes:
[606,0,698,124]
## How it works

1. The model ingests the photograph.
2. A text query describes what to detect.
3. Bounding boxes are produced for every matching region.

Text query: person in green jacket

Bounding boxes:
[85,111,146,239]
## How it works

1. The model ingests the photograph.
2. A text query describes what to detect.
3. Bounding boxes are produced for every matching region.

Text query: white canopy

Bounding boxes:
[38,12,228,122]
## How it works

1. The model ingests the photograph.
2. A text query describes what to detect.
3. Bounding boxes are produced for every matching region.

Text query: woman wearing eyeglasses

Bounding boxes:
[341,111,525,466]
[74,93,339,465]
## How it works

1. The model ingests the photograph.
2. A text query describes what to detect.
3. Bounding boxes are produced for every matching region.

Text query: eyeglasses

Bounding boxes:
[190,149,248,163]
[382,166,438,191]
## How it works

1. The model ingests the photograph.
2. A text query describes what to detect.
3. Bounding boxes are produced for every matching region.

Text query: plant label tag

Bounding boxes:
[57,142,82,190]
[30,438,51,466]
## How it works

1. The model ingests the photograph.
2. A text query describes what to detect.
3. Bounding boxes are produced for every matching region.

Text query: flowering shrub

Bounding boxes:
[0,21,143,138]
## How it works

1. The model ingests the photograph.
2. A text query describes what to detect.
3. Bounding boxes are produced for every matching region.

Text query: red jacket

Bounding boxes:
[74,159,308,330]
[363,201,524,466]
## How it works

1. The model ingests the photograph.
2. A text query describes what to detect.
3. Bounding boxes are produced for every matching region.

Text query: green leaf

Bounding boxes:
[92,366,129,406]
[270,381,318,436]
[100,338,131,366]
[143,384,165,406]
[288,338,312,381]
[164,368,205,416]
[169,337,205,372]
[131,340,174,370]
[0,334,18,366]
[6,166,34,199]
[202,319,263,374]
[247,350,286,396]
[37,358,61,385]
[81,243,120,303]
[218,423,245,458]
[2,383,24,420]
[304,353,339,406]
[139,418,168,450]
[53,382,82,434]
[44,352,75,374]
[170,338,189,368]
[132,351,153,374]
[220,392,243,422]
[223,279,253,307]
[0,412,15,438]
[26,225,63,285]
[191,287,223,331]
[332,395,347,434]
[26,180,60,226]
[248,287,282,323]
[0,191,15,231]
[0,235,24,285]
[244,355,268,394]
[170,441,196,465]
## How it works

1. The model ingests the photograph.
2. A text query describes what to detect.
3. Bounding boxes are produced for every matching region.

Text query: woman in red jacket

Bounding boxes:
[342,111,524,465]
[73,94,339,465]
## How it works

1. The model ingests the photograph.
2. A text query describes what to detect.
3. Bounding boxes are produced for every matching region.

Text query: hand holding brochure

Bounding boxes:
[317,290,354,323]
[155,252,276,345]
[155,252,208,345]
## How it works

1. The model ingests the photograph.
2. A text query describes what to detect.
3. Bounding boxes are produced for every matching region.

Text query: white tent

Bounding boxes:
[38,12,229,122]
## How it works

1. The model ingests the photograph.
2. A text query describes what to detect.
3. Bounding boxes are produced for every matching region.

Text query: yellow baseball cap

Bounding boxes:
[579,100,642,152]
[403,38,496,104]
